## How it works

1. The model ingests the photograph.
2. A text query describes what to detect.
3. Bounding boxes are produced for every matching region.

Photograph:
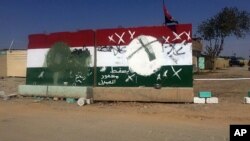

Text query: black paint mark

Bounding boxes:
[97,46,126,56]
[138,38,156,61]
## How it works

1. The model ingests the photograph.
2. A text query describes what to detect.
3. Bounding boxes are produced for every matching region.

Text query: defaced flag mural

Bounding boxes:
[27,30,95,86]
[96,24,192,87]
[26,24,192,87]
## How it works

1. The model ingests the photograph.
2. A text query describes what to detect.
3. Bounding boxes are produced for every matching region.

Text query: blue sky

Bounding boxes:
[0,0,250,58]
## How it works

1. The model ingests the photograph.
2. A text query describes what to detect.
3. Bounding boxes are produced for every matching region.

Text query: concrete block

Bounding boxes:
[206,97,218,104]
[48,86,93,98]
[18,85,48,96]
[77,98,86,106]
[66,98,76,103]
[198,91,212,98]
[53,97,59,101]
[86,98,93,104]
[193,97,205,104]
[0,91,5,98]
[244,97,250,104]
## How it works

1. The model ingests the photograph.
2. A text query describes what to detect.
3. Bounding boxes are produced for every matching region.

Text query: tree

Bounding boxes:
[197,7,250,70]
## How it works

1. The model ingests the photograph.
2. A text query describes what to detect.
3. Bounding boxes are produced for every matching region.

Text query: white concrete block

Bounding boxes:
[86,98,93,105]
[193,97,205,104]
[244,97,250,104]
[206,97,219,104]
[77,98,86,106]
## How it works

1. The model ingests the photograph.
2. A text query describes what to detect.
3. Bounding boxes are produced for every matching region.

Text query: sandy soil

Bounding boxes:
[0,67,250,141]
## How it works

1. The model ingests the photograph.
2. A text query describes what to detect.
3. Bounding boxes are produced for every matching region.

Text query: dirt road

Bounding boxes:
[1,67,250,141]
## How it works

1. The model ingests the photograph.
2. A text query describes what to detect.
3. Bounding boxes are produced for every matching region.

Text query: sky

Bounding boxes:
[0,0,250,58]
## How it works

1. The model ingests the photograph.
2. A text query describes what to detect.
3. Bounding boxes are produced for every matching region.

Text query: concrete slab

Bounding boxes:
[93,87,193,103]
[193,97,206,104]
[18,85,48,96]
[18,85,93,99]
[244,97,250,104]
[206,97,219,104]
[48,86,93,98]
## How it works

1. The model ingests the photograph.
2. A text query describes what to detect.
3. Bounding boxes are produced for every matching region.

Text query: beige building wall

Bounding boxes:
[0,54,7,77]
[6,51,27,77]
[215,58,229,69]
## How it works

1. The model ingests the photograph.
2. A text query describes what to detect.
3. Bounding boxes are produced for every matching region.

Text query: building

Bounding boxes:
[0,49,27,77]
[192,37,203,72]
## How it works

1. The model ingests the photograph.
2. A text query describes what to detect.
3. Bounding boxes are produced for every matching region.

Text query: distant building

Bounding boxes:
[0,49,27,77]
[192,37,203,72]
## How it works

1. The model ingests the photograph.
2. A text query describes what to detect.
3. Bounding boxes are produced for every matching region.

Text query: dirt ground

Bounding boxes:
[0,67,250,141]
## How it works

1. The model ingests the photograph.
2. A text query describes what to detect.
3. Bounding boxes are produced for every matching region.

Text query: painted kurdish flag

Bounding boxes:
[27,30,95,86]
[26,24,192,87]
[96,24,192,87]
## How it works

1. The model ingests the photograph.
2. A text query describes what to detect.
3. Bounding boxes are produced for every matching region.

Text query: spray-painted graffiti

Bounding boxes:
[97,46,126,56]
[27,42,94,86]
[96,25,192,87]
[27,25,192,87]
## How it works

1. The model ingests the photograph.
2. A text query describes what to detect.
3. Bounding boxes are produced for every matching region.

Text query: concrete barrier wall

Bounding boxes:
[24,24,194,102]
[18,85,92,98]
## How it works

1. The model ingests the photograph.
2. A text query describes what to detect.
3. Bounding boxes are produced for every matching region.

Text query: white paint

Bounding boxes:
[194,78,250,81]
[171,66,182,80]
[126,35,163,76]
[108,35,116,43]
[97,50,128,67]
[172,31,191,41]
[128,30,135,39]
[27,46,95,68]
[162,36,170,43]
[162,43,192,65]
[97,43,192,67]
[244,97,250,104]
[193,97,206,104]
[206,97,219,104]
[115,32,125,44]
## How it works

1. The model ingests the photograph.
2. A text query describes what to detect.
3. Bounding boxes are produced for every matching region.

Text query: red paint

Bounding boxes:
[28,24,192,49]
[96,24,192,46]
[28,30,95,49]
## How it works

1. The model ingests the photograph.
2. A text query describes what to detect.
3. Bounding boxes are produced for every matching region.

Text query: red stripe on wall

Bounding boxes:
[28,30,95,49]
[28,24,192,49]
[96,24,192,46]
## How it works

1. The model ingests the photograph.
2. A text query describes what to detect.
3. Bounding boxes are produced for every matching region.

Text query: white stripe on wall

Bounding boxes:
[27,47,95,68]
[96,43,192,67]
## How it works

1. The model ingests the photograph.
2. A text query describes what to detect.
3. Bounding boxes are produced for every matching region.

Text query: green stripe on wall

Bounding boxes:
[26,67,94,86]
[96,66,193,87]
[26,65,192,87]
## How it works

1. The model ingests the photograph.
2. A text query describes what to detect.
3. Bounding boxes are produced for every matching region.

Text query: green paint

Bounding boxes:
[46,42,71,72]
[35,42,93,86]
[96,65,193,87]
[198,91,212,98]
[26,67,94,86]
[198,57,205,70]
[26,65,192,87]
